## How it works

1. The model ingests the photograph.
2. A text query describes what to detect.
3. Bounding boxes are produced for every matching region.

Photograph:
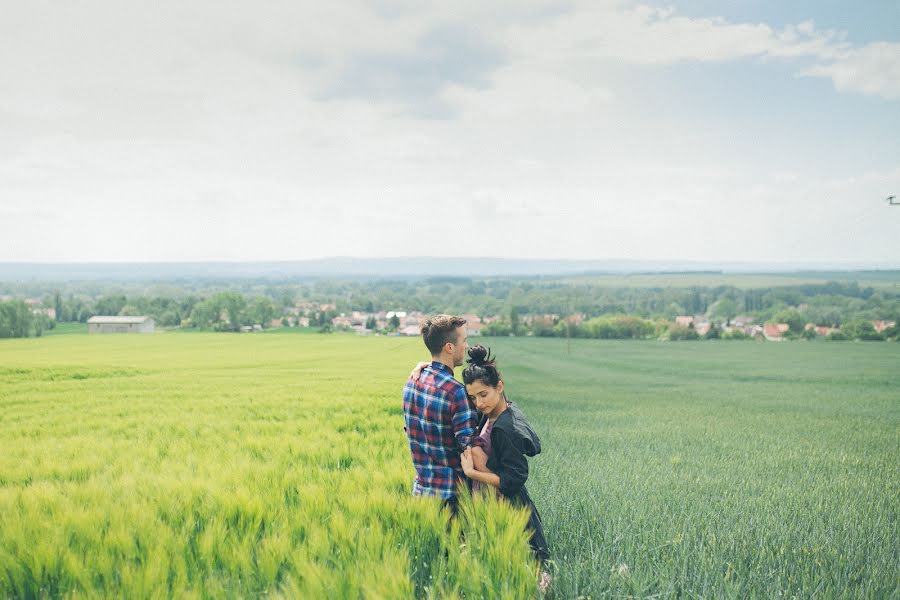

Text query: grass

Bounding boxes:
[489,337,900,598]
[1,332,897,597]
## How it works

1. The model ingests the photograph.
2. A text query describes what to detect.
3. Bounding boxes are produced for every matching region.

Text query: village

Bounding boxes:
[5,294,897,342]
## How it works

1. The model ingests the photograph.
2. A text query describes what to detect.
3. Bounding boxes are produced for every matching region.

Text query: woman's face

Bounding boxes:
[466,379,505,417]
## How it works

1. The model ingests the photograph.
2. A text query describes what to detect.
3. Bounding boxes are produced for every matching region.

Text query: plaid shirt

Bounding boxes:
[403,361,485,499]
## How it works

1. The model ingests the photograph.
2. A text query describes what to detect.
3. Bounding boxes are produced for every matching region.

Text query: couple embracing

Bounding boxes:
[402,314,551,591]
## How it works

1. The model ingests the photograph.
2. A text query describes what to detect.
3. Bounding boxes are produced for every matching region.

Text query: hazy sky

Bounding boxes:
[1,1,898,264]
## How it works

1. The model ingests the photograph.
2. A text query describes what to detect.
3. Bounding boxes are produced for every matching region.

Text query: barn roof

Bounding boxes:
[87,316,152,324]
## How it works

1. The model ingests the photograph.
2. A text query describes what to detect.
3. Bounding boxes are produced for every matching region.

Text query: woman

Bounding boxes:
[459,345,552,592]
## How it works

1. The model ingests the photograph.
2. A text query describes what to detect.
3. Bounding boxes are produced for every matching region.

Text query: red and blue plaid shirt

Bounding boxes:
[403,361,485,499]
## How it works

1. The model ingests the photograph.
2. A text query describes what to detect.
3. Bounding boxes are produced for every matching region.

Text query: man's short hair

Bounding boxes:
[421,314,467,356]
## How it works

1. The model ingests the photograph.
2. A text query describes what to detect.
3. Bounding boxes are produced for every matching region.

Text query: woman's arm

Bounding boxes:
[461,449,500,488]
[470,445,489,472]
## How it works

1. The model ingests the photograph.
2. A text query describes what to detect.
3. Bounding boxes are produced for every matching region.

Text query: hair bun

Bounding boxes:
[467,345,494,367]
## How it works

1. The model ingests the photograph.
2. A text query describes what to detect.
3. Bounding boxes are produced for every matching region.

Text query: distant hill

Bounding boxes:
[0,258,897,282]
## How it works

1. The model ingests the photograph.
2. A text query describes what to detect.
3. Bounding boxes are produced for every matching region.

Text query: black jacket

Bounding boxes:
[482,402,541,501]
[481,401,551,562]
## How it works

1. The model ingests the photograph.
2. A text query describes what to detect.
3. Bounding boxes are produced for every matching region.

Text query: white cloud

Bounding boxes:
[0,1,897,263]
[802,42,900,100]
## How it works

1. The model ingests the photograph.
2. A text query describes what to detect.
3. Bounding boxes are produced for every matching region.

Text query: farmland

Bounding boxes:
[1,331,898,597]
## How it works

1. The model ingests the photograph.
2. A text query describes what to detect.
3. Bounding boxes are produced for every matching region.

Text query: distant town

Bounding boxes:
[4,294,897,342]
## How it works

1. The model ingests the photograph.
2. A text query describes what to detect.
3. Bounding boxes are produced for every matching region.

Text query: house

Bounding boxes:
[332,316,353,328]
[30,306,56,319]
[675,315,694,328]
[400,325,420,336]
[805,323,836,336]
[87,316,155,334]
[732,315,754,327]
[873,320,896,333]
[462,314,483,336]
[763,323,788,341]
[695,322,711,336]
[566,314,585,326]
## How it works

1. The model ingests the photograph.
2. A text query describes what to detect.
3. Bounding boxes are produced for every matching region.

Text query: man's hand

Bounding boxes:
[460,448,474,476]
[409,361,429,380]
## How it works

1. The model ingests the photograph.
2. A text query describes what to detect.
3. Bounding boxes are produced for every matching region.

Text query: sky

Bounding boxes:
[1,0,898,265]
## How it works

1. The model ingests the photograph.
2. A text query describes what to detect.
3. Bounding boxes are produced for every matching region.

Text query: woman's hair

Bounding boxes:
[462,345,502,388]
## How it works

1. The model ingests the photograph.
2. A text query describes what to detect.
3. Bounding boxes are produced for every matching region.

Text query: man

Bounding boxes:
[402,314,486,514]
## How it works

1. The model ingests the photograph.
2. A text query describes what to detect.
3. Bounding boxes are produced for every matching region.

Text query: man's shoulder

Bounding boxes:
[419,365,465,396]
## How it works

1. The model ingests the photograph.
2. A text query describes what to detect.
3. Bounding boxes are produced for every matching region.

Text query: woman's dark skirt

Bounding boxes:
[509,486,550,564]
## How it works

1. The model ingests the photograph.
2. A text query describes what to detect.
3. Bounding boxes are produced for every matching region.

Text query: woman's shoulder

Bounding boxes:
[492,402,542,456]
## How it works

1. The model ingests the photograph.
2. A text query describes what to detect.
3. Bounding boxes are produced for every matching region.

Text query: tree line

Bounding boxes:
[2,275,898,340]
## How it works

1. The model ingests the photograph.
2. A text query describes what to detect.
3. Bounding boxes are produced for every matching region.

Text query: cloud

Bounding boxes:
[0,1,897,263]
[501,4,899,100]
[802,42,900,100]
[320,24,506,118]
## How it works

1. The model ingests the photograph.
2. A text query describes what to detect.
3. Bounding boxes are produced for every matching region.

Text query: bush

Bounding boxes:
[667,325,700,341]
[584,316,655,339]
[842,320,884,341]
[827,330,849,341]
[722,329,748,340]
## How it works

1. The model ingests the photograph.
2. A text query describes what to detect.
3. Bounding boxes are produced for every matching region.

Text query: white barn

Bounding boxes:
[87,316,155,334]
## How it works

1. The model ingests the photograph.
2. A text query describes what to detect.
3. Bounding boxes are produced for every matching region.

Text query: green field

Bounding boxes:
[1,332,898,598]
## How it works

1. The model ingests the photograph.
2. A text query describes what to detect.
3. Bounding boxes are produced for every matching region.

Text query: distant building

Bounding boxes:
[732,315,754,328]
[873,320,896,333]
[695,322,711,336]
[675,316,694,328]
[87,316,155,334]
[763,323,788,341]
[400,325,420,336]
[462,314,483,335]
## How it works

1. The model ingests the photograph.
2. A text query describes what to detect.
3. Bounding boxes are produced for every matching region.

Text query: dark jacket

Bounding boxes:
[481,401,550,562]
[482,402,541,501]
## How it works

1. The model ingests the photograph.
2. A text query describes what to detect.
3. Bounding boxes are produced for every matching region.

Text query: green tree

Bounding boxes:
[842,320,883,341]
[189,300,219,329]
[53,290,64,322]
[712,298,738,325]
[774,309,805,334]
[250,296,276,328]
[212,292,246,331]
[95,295,127,316]
[0,300,33,338]
[388,315,401,330]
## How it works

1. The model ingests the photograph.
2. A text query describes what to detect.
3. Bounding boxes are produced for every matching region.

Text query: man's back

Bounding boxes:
[402,361,479,498]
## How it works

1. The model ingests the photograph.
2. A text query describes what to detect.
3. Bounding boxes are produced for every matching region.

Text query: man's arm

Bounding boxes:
[449,387,486,450]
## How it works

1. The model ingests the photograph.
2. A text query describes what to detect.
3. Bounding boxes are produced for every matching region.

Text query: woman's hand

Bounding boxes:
[460,448,474,476]
[409,361,429,380]
[470,446,488,471]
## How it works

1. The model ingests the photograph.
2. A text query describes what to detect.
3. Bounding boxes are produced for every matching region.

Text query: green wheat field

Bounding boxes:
[1,330,898,598]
